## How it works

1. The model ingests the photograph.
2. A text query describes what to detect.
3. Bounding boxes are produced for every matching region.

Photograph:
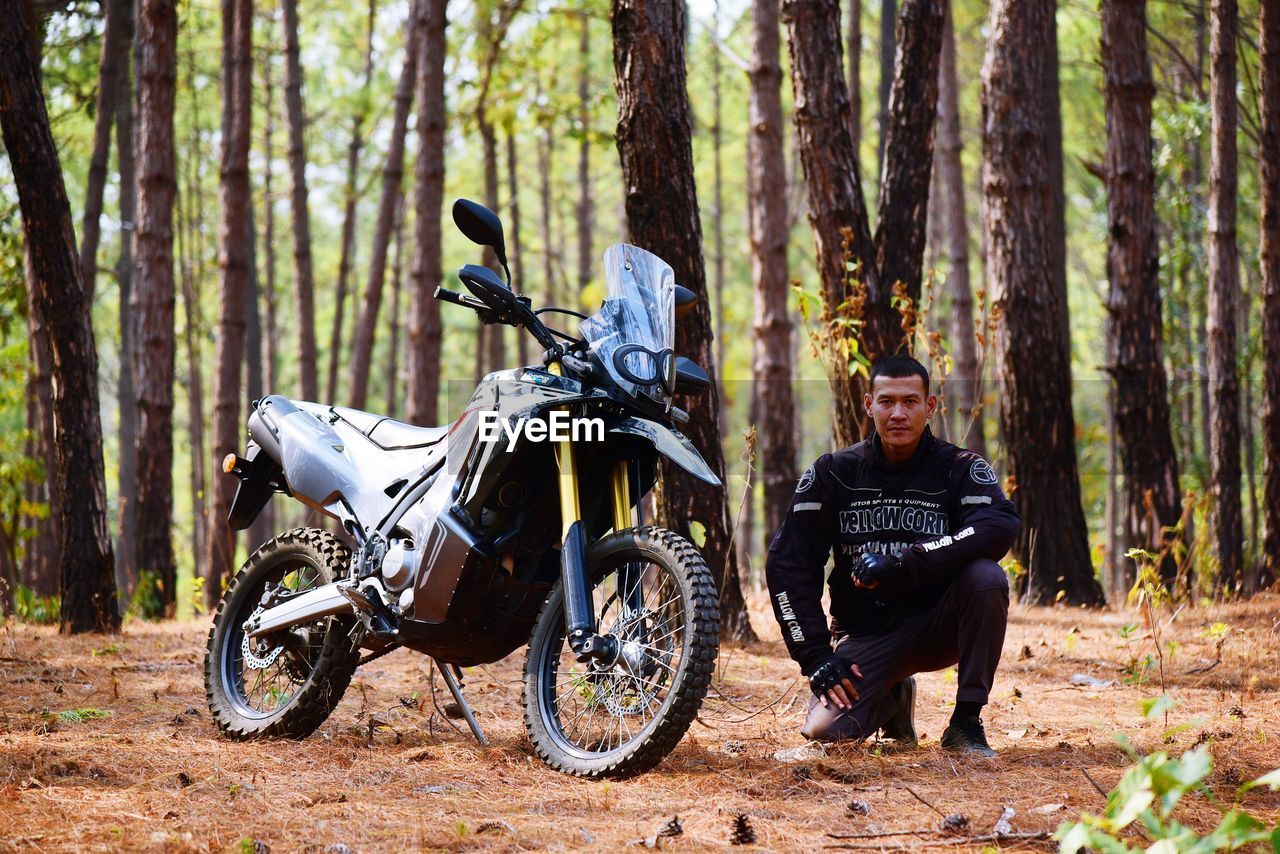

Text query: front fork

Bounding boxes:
[551,362,636,663]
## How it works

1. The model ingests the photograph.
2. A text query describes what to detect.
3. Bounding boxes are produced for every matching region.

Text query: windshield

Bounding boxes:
[580,243,676,408]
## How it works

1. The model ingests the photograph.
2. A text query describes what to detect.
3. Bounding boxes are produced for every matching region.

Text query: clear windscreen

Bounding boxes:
[579,244,676,408]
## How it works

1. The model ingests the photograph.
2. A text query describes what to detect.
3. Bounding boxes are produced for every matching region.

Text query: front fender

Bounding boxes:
[605,415,721,487]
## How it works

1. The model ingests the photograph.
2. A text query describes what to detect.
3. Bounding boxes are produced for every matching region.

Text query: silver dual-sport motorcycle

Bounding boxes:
[204,199,721,777]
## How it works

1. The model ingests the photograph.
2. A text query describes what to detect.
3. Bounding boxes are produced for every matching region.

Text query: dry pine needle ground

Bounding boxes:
[1,592,1277,851]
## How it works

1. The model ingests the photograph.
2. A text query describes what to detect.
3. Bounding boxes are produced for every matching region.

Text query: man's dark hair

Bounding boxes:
[869,354,930,394]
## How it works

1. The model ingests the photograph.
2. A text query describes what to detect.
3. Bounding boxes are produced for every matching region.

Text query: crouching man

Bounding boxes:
[765,355,1021,756]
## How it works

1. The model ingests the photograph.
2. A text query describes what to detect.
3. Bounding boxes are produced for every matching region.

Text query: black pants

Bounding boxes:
[801,559,1009,742]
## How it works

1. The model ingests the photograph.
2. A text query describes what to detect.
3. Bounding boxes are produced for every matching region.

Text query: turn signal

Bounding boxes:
[222,453,239,474]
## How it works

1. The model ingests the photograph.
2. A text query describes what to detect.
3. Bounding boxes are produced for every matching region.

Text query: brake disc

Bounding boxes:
[240,607,285,670]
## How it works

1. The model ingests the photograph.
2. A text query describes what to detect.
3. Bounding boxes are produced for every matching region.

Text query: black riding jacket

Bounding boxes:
[765,427,1021,675]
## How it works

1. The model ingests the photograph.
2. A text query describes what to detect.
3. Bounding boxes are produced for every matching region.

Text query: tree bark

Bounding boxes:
[782,0,944,448]
[327,0,377,404]
[507,127,528,366]
[261,43,277,394]
[1207,0,1243,589]
[576,10,592,297]
[131,0,178,615]
[612,0,756,641]
[1260,0,1279,591]
[114,0,137,599]
[935,4,985,457]
[348,0,421,410]
[1,5,120,632]
[876,0,894,181]
[405,0,447,426]
[712,0,727,437]
[1101,0,1181,589]
[386,192,406,416]
[281,0,317,401]
[980,0,1104,606]
[205,0,253,611]
[78,0,128,301]
[846,0,860,152]
[749,0,797,545]
[539,106,557,307]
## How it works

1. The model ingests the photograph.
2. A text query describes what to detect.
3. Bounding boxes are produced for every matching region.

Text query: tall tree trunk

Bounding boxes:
[576,10,592,297]
[206,0,253,611]
[846,0,860,151]
[405,0,447,426]
[244,209,273,548]
[79,0,128,300]
[1101,0,1181,589]
[876,0,894,181]
[1260,0,1279,591]
[1207,0,1243,589]
[386,192,406,417]
[132,0,178,615]
[613,0,756,641]
[1241,287,1257,572]
[327,0,377,404]
[539,109,556,308]
[348,0,421,410]
[935,4,985,457]
[21,369,58,597]
[282,0,317,401]
[712,0,728,437]
[481,116,504,374]
[507,127,528,366]
[783,0,944,448]
[1,5,121,632]
[980,0,1104,606]
[749,0,797,545]
[114,0,137,600]
[261,42,277,393]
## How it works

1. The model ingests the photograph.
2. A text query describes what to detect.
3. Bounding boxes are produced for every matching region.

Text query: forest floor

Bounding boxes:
[1,591,1278,852]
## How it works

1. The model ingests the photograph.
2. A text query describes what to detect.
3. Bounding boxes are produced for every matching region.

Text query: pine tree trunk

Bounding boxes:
[282,0,317,401]
[712,0,728,438]
[1207,0,1243,588]
[507,128,528,366]
[114,0,137,600]
[21,371,58,596]
[539,110,556,307]
[877,0,894,181]
[1,5,121,632]
[79,0,128,301]
[935,4,985,457]
[244,209,274,548]
[405,0,447,426]
[576,12,592,297]
[613,0,756,641]
[846,0,860,151]
[327,0,377,404]
[348,0,421,410]
[386,192,406,416]
[481,116,504,374]
[132,0,178,614]
[980,0,1104,606]
[178,187,207,607]
[1101,0,1181,589]
[1259,0,1279,591]
[782,0,875,448]
[749,0,797,545]
[206,0,253,611]
[261,44,277,394]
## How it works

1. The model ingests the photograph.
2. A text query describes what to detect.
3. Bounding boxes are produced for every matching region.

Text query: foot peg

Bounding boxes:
[339,580,399,637]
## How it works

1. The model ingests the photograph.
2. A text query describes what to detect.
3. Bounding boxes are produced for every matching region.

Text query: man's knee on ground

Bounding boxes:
[955,558,1009,595]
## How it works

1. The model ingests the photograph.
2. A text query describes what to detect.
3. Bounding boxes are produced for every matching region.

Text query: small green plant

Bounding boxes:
[12,585,59,624]
[44,707,112,724]
[1056,737,1280,852]
[91,642,124,658]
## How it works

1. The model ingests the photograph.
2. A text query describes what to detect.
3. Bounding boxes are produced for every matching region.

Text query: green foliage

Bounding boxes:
[12,585,59,624]
[126,569,166,620]
[44,707,112,724]
[1056,738,1280,853]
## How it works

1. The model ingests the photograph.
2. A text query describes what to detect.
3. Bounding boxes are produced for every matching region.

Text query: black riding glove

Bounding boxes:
[851,551,900,588]
[808,656,857,698]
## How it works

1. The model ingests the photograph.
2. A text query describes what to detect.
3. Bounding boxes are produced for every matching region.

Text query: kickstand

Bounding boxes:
[435,658,488,746]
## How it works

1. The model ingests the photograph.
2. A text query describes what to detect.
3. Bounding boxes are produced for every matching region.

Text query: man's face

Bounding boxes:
[863,374,937,452]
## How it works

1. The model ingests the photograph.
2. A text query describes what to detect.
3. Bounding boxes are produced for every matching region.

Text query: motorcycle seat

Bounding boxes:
[330,406,449,450]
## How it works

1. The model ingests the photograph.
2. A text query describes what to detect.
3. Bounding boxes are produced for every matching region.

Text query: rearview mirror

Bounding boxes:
[452,198,507,266]
[674,284,698,319]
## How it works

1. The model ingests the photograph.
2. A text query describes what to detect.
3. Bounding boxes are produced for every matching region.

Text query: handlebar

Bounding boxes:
[434,286,488,311]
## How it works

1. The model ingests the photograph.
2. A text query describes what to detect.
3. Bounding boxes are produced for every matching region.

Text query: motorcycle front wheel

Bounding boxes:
[522,526,720,777]
[204,528,359,739]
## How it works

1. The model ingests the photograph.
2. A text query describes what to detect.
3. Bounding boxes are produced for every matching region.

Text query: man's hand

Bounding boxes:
[808,656,863,710]
[851,551,900,589]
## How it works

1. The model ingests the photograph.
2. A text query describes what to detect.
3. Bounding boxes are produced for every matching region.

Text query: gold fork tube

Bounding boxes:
[611,461,631,532]
[547,362,581,538]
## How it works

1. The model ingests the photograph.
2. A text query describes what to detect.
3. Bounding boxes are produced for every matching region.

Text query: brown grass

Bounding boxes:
[1,592,1278,852]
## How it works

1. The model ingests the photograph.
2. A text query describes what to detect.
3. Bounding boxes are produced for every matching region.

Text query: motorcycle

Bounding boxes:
[204,198,722,777]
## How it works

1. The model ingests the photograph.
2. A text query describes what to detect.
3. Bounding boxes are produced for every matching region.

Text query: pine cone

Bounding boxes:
[730,812,756,846]
[657,816,683,839]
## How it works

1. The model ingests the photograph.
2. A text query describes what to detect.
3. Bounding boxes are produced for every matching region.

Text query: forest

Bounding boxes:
[0,0,1279,846]
[1,0,1274,631]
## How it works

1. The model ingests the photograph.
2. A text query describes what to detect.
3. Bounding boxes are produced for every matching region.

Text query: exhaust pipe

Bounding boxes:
[243,583,355,638]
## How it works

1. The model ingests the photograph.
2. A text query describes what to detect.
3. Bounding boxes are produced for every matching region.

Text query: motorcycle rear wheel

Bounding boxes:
[205,528,359,739]
[522,526,720,777]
